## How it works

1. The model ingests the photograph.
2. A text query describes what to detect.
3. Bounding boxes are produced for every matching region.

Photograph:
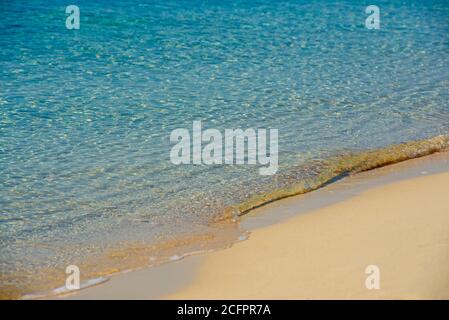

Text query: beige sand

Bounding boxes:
[61,154,449,300]
[166,172,449,299]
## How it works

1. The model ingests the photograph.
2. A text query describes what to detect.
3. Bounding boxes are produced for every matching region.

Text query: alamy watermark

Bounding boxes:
[365,265,381,290]
[65,265,80,290]
[66,5,80,30]
[365,5,380,30]
[170,121,278,175]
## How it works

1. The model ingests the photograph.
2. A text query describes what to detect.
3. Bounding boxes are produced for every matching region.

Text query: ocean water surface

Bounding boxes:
[1,0,449,297]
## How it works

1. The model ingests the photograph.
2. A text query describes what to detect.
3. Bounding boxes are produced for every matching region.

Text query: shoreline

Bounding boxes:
[7,136,445,299]
[58,150,449,299]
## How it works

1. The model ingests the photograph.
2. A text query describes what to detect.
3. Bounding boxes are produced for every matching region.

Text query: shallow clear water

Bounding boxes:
[1,0,449,296]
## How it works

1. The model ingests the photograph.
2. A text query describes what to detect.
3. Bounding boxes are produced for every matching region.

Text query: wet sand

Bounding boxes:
[61,151,449,299]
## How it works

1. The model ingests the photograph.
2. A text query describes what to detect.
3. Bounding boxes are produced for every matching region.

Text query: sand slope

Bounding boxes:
[167,172,449,299]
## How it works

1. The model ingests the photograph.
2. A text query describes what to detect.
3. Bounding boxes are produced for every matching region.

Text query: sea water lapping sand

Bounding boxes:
[63,152,449,299]
[3,136,449,299]
[231,135,449,216]
[165,168,449,300]
[1,0,449,298]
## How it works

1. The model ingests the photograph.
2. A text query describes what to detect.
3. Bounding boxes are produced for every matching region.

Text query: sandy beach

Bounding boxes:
[60,151,449,300]
[167,170,449,299]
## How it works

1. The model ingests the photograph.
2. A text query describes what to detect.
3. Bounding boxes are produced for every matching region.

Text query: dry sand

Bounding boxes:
[166,171,449,299]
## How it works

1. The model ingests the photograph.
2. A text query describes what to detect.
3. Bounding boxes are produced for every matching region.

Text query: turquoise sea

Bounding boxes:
[1,0,449,297]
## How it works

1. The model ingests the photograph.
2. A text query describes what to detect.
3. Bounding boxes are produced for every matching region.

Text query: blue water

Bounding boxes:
[1,0,449,296]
